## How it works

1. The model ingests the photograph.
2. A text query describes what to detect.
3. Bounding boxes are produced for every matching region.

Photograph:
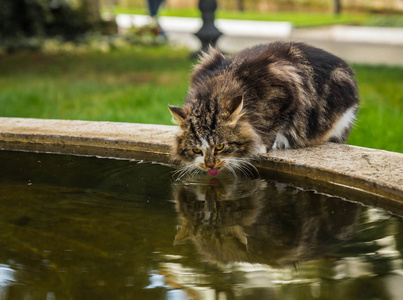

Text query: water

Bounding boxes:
[1,150,403,299]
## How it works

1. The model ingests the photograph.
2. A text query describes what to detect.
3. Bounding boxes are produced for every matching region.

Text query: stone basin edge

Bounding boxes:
[0,117,402,202]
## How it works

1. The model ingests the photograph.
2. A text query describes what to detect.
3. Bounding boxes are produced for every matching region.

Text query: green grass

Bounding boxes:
[349,65,403,152]
[0,46,190,125]
[0,46,402,152]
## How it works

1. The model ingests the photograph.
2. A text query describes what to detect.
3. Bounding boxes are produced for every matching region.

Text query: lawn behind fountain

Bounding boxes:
[0,46,402,153]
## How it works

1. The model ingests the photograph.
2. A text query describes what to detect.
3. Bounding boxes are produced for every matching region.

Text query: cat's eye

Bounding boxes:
[215,144,224,152]
[192,148,202,154]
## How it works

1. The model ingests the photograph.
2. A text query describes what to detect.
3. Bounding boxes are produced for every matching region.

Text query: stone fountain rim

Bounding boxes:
[0,117,402,204]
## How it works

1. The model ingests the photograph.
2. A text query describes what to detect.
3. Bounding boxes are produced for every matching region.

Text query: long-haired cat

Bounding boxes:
[169,41,359,176]
[173,177,360,267]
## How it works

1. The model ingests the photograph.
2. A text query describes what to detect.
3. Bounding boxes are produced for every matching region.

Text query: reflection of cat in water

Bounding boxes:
[173,176,361,267]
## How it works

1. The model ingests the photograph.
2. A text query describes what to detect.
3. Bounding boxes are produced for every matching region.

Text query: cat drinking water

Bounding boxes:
[169,42,359,177]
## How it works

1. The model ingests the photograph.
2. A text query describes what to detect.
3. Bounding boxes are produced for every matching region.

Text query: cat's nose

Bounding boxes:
[205,156,216,169]
[206,162,215,169]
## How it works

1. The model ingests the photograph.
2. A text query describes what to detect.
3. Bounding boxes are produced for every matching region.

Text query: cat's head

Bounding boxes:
[168,48,264,177]
[169,93,262,177]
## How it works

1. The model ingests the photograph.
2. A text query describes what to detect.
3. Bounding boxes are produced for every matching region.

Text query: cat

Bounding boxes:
[172,176,360,267]
[169,41,359,177]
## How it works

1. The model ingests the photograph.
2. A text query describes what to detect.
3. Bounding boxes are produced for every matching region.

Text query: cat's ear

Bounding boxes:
[225,95,244,125]
[168,105,188,125]
[200,45,224,64]
[191,46,225,84]
[233,226,249,253]
[174,226,190,245]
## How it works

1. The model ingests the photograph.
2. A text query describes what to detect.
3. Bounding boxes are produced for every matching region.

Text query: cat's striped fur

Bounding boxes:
[169,41,359,177]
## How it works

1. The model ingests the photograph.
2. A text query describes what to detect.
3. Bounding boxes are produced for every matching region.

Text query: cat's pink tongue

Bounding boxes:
[208,168,219,176]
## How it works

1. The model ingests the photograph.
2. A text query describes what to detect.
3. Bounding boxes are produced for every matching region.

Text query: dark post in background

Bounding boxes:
[194,0,222,54]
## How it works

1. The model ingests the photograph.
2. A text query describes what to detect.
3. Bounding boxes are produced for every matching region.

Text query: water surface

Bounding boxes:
[0,150,403,299]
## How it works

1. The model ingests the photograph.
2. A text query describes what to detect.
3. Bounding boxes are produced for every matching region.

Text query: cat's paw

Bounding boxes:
[272,141,287,149]
[272,141,281,149]
[272,132,290,149]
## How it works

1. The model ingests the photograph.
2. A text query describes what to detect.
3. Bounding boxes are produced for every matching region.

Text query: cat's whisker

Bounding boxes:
[189,167,202,179]
[238,160,259,177]
[192,167,204,179]
[174,164,198,180]
[175,170,188,181]
[172,166,186,176]
[237,167,253,178]
[226,157,259,177]
[234,164,252,178]
[173,163,208,180]
[223,157,258,178]
[238,159,259,176]
[172,169,183,179]
[225,164,238,179]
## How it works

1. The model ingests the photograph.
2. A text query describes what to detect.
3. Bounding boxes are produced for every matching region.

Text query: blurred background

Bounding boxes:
[0,0,402,152]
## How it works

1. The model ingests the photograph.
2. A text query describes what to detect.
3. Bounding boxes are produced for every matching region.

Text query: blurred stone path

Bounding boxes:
[117,14,403,66]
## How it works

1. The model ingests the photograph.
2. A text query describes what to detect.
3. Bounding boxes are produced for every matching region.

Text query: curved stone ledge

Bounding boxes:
[0,117,402,202]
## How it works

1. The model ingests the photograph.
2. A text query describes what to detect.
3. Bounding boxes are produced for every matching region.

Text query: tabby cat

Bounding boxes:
[169,41,359,176]
[173,177,360,267]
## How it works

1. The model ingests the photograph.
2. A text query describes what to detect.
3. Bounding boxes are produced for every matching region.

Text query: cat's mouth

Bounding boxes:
[208,168,219,176]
